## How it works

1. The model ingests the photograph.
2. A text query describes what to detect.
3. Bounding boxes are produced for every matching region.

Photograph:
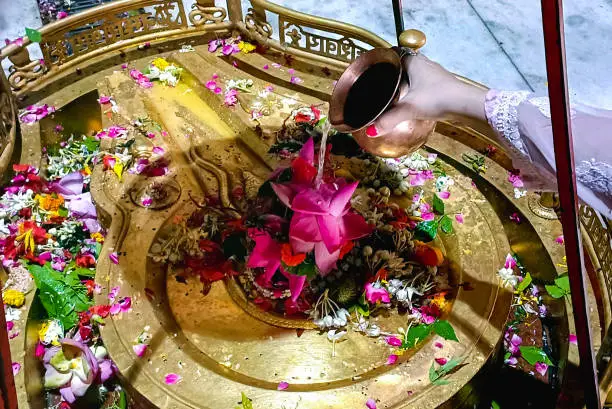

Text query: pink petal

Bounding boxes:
[569,334,577,345]
[133,344,148,357]
[109,303,121,315]
[504,254,517,269]
[317,214,342,252]
[287,68,295,74]
[455,213,464,224]
[314,241,340,275]
[263,64,269,69]
[277,381,289,391]
[435,357,448,366]
[290,76,303,84]
[340,212,373,241]
[146,132,156,139]
[535,362,548,377]
[291,191,330,215]
[510,334,522,346]
[505,356,518,366]
[386,354,398,365]
[108,286,120,302]
[287,274,306,302]
[35,342,45,358]
[329,181,358,217]
[555,235,564,245]
[152,146,165,155]
[109,252,119,264]
[385,336,402,347]
[299,138,315,164]
[12,362,21,375]
[434,342,443,349]
[421,212,435,222]
[438,191,451,200]
[164,373,181,384]
[205,80,217,90]
[6,321,13,331]
[366,398,377,409]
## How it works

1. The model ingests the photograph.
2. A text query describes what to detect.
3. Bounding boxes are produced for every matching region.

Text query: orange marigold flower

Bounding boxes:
[429,291,450,312]
[281,243,306,267]
[36,193,64,212]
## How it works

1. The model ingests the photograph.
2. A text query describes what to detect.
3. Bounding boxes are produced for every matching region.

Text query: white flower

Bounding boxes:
[514,188,527,199]
[327,329,346,341]
[5,306,22,322]
[366,325,381,337]
[498,267,518,288]
[396,288,408,301]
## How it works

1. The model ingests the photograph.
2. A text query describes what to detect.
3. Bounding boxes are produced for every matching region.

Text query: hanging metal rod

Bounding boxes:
[391,0,405,44]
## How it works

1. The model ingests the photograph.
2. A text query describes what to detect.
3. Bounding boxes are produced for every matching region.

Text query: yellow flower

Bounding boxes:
[430,292,450,312]
[90,232,105,243]
[35,194,65,212]
[3,289,25,308]
[238,41,257,54]
[152,58,170,70]
[38,320,63,346]
[82,166,92,176]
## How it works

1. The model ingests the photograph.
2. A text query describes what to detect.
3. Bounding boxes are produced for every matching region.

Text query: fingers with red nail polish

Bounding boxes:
[366,124,378,137]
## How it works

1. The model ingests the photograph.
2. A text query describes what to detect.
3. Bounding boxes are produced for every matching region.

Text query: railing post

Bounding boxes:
[226,0,244,26]
[540,0,601,407]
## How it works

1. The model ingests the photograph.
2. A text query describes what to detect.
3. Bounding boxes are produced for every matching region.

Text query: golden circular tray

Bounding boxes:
[88,54,514,409]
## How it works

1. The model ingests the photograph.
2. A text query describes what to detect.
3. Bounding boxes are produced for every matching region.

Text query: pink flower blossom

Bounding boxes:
[569,334,577,345]
[221,43,240,55]
[224,89,238,106]
[508,172,524,188]
[152,146,165,155]
[455,213,464,224]
[385,336,402,347]
[438,191,450,200]
[277,381,289,390]
[129,69,152,88]
[435,357,448,366]
[7,321,14,331]
[214,87,222,94]
[205,80,218,91]
[535,362,548,376]
[208,39,221,53]
[109,252,119,264]
[272,63,281,68]
[366,398,377,409]
[508,333,522,354]
[5,37,24,47]
[146,132,156,139]
[97,95,112,104]
[212,73,218,79]
[108,286,120,302]
[288,68,295,74]
[35,342,45,358]
[110,297,132,315]
[12,362,20,375]
[263,64,269,70]
[96,125,127,139]
[57,11,68,19]
[290,76,303,84]
[409,170,434,186]
[510,212,521,223]
[141,196,152,207]
[364,283,390,304]
[19,104,56,124]
[164,373,181,384]
[504,254,517,269]
[505,356,518,366]
[386,354,398,365]
[434,341,444,349]
[133,344,148,357]
[555,235,564,245]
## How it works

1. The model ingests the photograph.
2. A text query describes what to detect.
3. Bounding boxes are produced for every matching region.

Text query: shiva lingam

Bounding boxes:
[329,29,436,158]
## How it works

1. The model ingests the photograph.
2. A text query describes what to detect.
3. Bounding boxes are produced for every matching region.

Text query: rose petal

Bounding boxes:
[12,362,21,375]
[438,191,450,199]
[385,336,402,347]
[569,334,577,345]
[133,344,148,357]
[435,357,448,366]
[386,354,398,365]
[109,252,119,264]
[455,213,464,224]
[434,342,443,349]
[277,381,289,390]
[366,398,377,409]
[535,362,548,377]
[164,373,181,384]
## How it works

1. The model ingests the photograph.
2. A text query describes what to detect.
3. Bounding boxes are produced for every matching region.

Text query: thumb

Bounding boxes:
[367,98,418,138]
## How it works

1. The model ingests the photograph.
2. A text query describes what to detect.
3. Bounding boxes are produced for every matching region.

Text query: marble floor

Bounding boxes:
[1,0,611,108]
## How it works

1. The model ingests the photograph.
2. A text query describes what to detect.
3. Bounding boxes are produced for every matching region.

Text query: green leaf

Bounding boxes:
[516,272,533,293]
[519,346,553,366]
[57,207,69,217]
[428,357,463,385]
[25,27,42,43]
[554,275,570,293]
[433,320,459,342]
[491,400,500,409]
[545,284,566,299]
[433,194,445,215]
[240,392,253,409]
[414,220,438,242]
[428,361,438,383]
[83,136,100,153]
[74,267,95,277]
[438,356,463,376]
[404,324,433,349]
[29,263,92,329]
[439,215,453,234]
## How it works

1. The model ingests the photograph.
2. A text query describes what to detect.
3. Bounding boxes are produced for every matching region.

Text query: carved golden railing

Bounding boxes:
[0,69,18,179]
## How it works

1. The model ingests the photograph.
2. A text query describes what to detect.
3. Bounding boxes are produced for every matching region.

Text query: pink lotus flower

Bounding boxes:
[364,283,390,304]
[247,229,307,301]
[271,139,372,274]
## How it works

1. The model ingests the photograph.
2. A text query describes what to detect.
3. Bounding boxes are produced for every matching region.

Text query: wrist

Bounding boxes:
[439,79,488,121]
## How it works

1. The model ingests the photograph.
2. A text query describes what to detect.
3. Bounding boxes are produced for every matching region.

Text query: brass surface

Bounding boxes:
[528,192,559,220]
[398,29,427,51]
[0,69,17,180]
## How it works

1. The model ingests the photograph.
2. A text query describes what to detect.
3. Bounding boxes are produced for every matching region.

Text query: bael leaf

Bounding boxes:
[25,27,42,43]
[404,324,433,349]
[240,392,253,409]
[545,284,566,299]
[29,263,92,329]
[516,272,533,293]
[554,275,570,293]
[433,194,445,215]
[439,215,453,234]
[429,357,463,385]
[491,400,500,409]
[437,356,464,376]
[414,220,438,242]
[519,346,553,366]
[433,320,459,342]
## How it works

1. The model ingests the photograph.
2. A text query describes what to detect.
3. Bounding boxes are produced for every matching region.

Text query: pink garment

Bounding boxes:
[485,90,611,218]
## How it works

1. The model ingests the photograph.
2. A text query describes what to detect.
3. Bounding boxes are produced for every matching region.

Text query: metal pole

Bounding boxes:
[391,0,404,44]
[540,0,601,407]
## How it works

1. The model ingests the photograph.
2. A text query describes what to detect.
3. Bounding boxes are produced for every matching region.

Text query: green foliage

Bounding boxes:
[519,346,553,366]
[235,392,253,409]
[83,136,101,153]
[545,274,570,298]
[433,320,459,342]
[432,194,445,215]
[29,263,92,329]
[439,215,453,234]
[516,272,533,293]
[491,400,501,409]
[25,27,42,43]
[414,220,438,242]
[284,256,318,280]
[350,293,370,317]
[404,324,433,349]
[429,356,464,385]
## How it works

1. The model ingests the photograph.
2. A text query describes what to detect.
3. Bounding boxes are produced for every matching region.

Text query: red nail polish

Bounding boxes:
[366,124,378,137]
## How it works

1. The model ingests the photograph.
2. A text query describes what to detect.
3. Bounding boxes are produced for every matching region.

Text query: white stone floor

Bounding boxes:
[1,0,612,108]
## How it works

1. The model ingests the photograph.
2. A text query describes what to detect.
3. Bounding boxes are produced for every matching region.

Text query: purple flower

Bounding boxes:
[508,334,522,355]
[535,362,548,377]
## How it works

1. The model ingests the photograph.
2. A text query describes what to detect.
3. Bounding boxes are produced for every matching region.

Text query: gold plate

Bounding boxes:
[90,51,512,409]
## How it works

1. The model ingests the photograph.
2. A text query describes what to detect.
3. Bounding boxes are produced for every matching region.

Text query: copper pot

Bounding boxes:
[329,30,435,158]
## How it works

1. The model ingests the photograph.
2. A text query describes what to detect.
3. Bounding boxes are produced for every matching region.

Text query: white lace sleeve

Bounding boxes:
[484,89,612,218]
